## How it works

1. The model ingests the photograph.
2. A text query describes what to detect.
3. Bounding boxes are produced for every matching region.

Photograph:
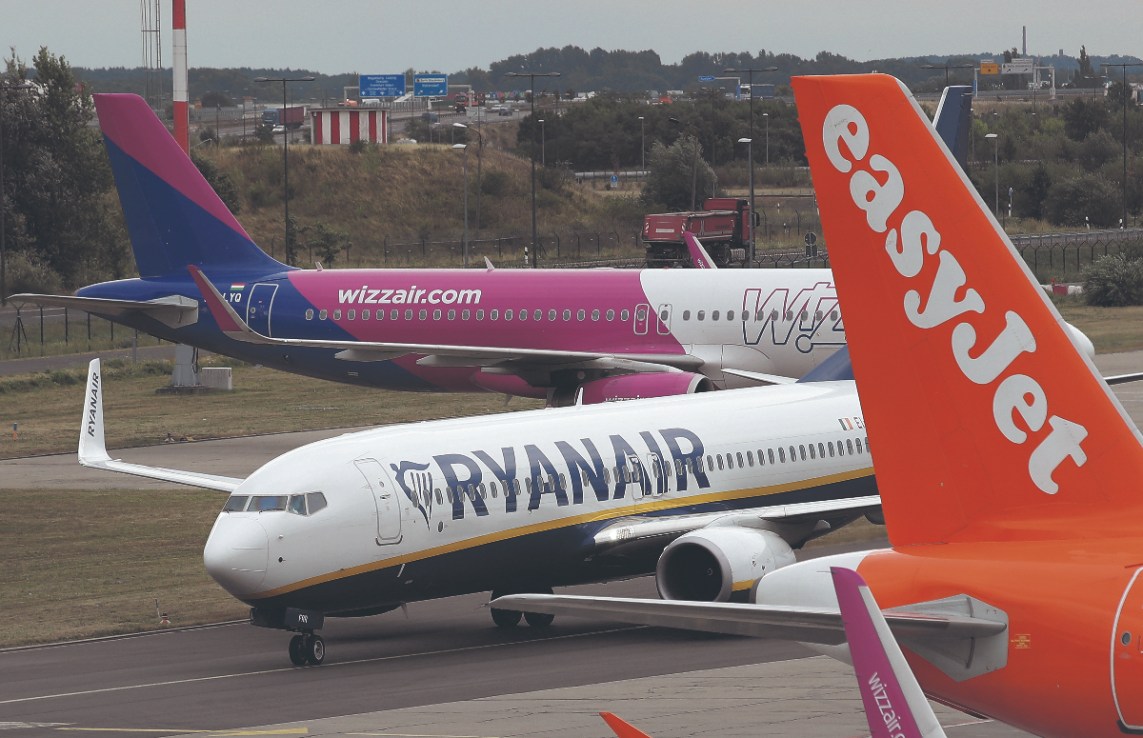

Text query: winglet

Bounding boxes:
[79,358,113,466]
[600,711,654,738]
[832,567,946,738]
[684,232,716,269]
[188,265,271,344]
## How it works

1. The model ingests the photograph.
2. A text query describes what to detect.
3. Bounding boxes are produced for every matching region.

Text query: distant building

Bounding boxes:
[310,108,389,146]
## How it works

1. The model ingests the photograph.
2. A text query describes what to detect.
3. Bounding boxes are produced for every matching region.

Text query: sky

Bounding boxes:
[4,0,1140,76]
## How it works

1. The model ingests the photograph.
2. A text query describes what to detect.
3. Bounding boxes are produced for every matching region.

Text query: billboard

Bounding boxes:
[980,62,1000,75]
[414,74,448,97]
[359,74,406,98]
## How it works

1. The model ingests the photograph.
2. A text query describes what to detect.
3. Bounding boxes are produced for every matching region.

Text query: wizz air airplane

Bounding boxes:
[78,355,879,666]
[493,74,1143,738]
[16,93,845,406]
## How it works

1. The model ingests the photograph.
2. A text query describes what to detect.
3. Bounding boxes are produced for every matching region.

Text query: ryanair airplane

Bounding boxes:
[79,358,877,667]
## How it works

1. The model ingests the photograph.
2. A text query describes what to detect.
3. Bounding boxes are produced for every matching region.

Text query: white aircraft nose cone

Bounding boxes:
[203,516,269,596]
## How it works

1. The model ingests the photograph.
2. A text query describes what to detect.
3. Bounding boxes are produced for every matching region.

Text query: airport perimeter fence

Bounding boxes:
[3,228,1142,361]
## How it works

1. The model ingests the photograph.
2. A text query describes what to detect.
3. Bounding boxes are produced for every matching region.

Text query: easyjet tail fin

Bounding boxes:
[93,94,287,278]
[792,74,1143,546]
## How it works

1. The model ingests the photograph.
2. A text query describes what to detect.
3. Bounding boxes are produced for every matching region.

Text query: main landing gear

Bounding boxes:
[288,633,325,666]
[489,586,555,628]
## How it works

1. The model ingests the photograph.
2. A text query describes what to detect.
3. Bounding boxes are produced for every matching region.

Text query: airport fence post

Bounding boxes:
[38,306,44,356]
[64,307,69,345]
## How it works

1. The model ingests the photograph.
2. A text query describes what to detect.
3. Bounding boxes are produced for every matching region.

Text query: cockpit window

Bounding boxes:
[288,494,307,515]
[222,495,248,512]
[249,495,288,512]
[307,492,328,514]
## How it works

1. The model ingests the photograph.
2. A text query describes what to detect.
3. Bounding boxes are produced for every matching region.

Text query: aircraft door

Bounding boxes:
[633,303,650,336]
[656,304,673,335]
[1112,567,1143,729]
[645,452,671,499]
[246,283,278,336]
[354,458,403,545]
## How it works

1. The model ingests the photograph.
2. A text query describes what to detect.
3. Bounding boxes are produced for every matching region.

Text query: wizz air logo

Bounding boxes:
[391,461,435,527]
[820,102,1088,494]
[337,285,482,306]
[742,283,844,353]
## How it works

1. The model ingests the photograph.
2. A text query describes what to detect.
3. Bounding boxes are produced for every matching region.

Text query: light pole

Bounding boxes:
[0,81,32,306]
[504,70,560,268]
[538,118,545,166]
[723,65,777,171]
[985,132,999,218]
[737,137,755,264]
[1101,62,1143,228]
[454,121,485,232]
[762,112,770,165]
[452,142,469,268]
[638,115,645,173]
[254,75,314,263]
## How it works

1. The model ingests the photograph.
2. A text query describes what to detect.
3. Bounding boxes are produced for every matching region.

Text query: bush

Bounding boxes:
[1083,254,1143,306]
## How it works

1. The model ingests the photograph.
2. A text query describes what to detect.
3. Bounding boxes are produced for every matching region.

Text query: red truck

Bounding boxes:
[261,105,306,130]
[642,197,752,267]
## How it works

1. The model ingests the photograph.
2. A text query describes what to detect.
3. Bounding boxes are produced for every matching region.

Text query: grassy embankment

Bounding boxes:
[2,298,1141,646]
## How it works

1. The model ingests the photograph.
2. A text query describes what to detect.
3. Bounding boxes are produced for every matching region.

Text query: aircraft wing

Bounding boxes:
[489,593,1005,646]
[10,293,199,329]
[591,490,880,555]
[188,266,705,373]
[79,358,243,493]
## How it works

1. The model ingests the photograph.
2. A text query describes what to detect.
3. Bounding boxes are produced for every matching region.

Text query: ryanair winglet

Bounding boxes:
[792,74,1143,545]
[79,358,112,466]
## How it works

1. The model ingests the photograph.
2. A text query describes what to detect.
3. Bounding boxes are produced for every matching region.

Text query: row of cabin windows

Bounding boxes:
[418,434,869,508]
[303,307,843,324]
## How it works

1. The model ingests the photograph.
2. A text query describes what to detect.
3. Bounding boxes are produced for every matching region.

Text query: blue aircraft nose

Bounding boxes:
[203,516,269,597]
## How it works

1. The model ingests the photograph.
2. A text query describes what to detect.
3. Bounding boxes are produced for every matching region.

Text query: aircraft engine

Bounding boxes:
[655,527,796,602]
[572,372,712,406]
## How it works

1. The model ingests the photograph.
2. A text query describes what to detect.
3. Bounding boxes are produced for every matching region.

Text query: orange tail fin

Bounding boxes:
[600,711,654,738]
[791,74,1143,545]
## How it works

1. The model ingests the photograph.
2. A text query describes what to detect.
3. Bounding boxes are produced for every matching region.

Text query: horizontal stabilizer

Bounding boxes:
[10,293,199,329]
[79,358,243,492]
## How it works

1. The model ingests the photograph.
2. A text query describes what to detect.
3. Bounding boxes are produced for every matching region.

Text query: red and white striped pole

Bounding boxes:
[172,0,189,152]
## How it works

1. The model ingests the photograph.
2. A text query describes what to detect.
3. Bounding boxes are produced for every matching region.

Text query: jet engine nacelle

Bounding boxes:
[655,527,796,602]
[573,372,712,406]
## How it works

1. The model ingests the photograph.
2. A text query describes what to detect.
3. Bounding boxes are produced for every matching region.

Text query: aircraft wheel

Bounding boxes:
[490,589,522,628]
[523,611,554,628]
[288,635,306,666]
[304,634,325,665]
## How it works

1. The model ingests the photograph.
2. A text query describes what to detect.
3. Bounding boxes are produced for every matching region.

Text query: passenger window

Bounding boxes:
[223,495,249,512]
[306,492,328,514]
[376,309,384,320]
[846,439,854,455]
[319,309,328,320]
[799,445,807,461]
[490,482,498,499]
[606,309,615,321]
[729,311,738,321]
[392,309,400,320]
[832,310,839,321]
[659,309,668,322]
[548,309,557,321]
[288,494,307,515]
[809,444,816,460]
[712,310,720,320]
[446,488,455,503]
[477,309,485,320]
[828,442,835,457]
[534,309,543,321]
[818,443,825,458]
[777,447,785,463]
[418,309,427,320]
[333,309,342,320]
[592,309,600,321]
[433,309,442,320]
[789,445,797,461]
[462,309,471,320]
[448,309,456,320]
[697,310,705,321]
[348,309,356,320]
[706,455,713,470]
[404,309,413,320]
[518,309,527,321]
[489,308,499,320]
[305,309,314,321]
[756,309,765,320]
[504,309,512,321]
[856,438,864,453]
[621,309,630,321]
[682,310,691,320]
[577,309,586,321]
[716,455,724,471]
[736,452,744,467]
[361,309,370,321]
[478,483,486,499]
[563,309,572,321]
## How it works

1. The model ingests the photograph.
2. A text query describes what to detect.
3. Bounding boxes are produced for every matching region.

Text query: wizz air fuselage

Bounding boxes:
[76,266,844,400]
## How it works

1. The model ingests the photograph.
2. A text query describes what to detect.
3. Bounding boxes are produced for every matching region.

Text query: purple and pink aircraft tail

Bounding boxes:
[93,93,287,278]
[832,566,947,738]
